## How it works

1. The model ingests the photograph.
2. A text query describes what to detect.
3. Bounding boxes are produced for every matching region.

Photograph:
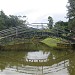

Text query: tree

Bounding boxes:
[54,21,68,30]
[52,21,69,37]
[67,0,75,32]
[8,15,24,27]
[67,0,75,19]
[47,16,53,29]
[0,10,24,30]
[0,10,8,30]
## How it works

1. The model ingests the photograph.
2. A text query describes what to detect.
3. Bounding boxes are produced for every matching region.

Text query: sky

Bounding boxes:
[0,0,68,23]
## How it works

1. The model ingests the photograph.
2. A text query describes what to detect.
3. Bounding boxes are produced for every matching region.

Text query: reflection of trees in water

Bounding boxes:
[0,51,26,71]
[0,49,74,75]
[0,60,69,75]
[68,52,75,75]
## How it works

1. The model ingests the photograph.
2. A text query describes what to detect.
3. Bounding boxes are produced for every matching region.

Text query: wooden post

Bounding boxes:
[38,60,39,62]
[42,66,43,75]
[16,27,18,37]
[64,60,66,67]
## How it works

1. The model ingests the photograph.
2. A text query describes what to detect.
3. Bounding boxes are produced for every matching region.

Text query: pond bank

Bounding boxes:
[41,37,75,49]
[0,42,39,51]
[0,38,47,51]
[0,37,75,51]
[0,38,41,51]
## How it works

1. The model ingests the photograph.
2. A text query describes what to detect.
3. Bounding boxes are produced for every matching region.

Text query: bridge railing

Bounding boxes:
[0,23,48,38]
[0,25,29,38]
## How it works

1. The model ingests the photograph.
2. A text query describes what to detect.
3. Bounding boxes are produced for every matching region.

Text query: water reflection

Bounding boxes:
[26,51,50,62]
[0,43,75,75]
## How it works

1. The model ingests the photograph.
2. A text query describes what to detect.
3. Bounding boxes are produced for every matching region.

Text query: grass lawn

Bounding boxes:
[41,37,61,48]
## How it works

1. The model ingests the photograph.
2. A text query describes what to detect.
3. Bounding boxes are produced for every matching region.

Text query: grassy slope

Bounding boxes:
[41,37,61,48]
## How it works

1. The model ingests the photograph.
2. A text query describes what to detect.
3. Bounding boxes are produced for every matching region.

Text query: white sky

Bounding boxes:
[0,0,68,23]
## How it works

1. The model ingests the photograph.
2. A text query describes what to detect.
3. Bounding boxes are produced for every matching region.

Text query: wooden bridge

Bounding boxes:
[0,23,75,45]
[0,23,48,38]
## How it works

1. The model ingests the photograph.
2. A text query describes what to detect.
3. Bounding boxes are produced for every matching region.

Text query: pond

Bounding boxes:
[0,43,75,75]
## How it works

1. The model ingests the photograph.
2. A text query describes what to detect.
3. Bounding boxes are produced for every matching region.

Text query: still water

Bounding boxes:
[0,43,75,75]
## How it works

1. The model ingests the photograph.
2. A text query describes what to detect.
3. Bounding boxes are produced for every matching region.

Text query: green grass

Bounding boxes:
[41,37,61,48]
